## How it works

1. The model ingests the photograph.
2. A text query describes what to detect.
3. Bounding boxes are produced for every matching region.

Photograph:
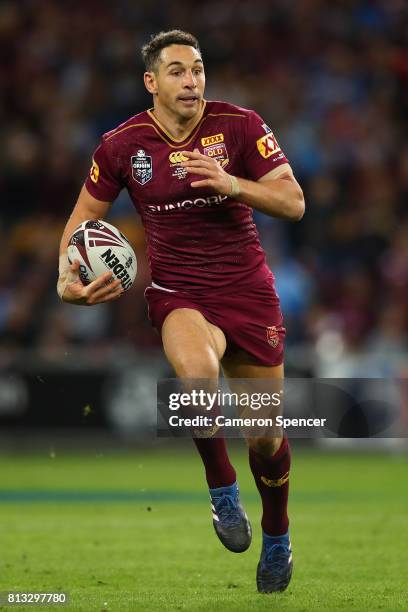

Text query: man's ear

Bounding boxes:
[144,71,158,95]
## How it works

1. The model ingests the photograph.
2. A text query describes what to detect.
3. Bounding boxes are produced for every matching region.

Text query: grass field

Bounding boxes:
[0,444,407,611]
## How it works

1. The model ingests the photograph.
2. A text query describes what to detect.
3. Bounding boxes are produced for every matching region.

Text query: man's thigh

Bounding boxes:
[162,308,227,378]
[222,348,284,380]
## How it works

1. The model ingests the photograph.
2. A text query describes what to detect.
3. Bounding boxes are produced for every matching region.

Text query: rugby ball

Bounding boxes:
[67,220,137,291]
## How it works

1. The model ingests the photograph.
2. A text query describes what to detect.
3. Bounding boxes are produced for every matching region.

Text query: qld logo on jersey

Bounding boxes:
[131,149,152,185]
[203,142,229,168]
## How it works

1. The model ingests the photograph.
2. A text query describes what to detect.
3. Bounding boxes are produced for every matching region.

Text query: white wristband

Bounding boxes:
[229,175,240,198]
[59,253,70,276]
[57,253,71,300]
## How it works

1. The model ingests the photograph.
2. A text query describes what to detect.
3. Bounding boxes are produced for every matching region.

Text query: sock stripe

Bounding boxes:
[249,439,291,536]
[260,471,290,487]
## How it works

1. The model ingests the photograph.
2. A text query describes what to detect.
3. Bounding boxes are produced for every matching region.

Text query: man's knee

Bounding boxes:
[247,436,283,458]
[162,308,225,378]
[173,347,220,379]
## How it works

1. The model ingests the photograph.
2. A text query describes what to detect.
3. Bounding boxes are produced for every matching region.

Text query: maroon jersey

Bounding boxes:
[85,100,290,293]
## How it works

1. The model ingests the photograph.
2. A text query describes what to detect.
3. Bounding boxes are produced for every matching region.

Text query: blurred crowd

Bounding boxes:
[1,0,407,377]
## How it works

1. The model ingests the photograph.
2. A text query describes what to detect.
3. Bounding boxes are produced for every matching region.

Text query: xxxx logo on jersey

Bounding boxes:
[201,133,224,146]
[256,133,281,159]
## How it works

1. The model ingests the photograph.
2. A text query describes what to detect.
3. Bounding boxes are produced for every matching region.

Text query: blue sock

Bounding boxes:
[209,481,237,497]
[263,530,289,546]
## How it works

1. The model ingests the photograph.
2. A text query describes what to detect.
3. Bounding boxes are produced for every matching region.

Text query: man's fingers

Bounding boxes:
[86,271,115,292]
[87,284,124,304]
[180,149,207,160]
[181,158,213,169]
[86,277,121,300]
[88,278,121,298]
[64,267,124,304]
[191,179,212,188]
[94,283,123,300]
[185,166,214,177]
[100,288,124,303]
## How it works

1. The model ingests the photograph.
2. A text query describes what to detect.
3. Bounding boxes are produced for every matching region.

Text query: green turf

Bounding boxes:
[0,446,407,611]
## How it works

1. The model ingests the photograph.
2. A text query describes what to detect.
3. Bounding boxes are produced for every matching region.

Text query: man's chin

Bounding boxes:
[180,108,198,119]
[176,98,202,118]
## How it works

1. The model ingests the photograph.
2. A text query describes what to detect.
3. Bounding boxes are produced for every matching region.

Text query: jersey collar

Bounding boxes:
[147,100,207,144]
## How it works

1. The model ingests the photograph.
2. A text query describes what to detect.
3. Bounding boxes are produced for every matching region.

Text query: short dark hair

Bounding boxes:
[141,30,201,72]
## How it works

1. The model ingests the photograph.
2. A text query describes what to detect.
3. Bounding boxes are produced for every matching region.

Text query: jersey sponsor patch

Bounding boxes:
[168,151,188,164]
[147,194,227,213]
[90,159,100,183]
[201,133,224,146]
[256,133,281,159]
[203,142,229,168]
[261,122,272,134]
[131,149,152,185]
[168,151,188,180]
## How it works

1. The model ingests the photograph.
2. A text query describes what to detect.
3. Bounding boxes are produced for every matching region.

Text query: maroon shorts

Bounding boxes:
[144,277,286,367]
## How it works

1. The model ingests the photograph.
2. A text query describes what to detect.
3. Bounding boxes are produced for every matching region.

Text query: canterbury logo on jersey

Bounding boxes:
[168,151,188,164]
[260,472,289,487]
[147,194,228,213]
[256,133,281,159]
[201,133,224,146]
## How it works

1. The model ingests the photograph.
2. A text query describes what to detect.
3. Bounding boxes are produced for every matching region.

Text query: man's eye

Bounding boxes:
[171,71,182,76]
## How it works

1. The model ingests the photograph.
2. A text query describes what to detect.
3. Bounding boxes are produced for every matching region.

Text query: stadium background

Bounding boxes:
[0,1,407,610]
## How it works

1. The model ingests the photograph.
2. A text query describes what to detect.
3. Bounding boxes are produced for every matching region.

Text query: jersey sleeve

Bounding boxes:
[84,138,123,202]
[241,111,290,181]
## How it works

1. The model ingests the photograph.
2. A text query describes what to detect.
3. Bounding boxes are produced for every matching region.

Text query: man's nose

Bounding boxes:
[183,70,197,88]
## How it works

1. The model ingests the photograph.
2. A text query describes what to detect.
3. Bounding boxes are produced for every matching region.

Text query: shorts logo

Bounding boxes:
[90,159,99,183]
[257,133,281,159]
[266,326,279,348]
[131,149,152,185]
[204,142,229,168]
[169,151,188,165]
[201,133,224,147]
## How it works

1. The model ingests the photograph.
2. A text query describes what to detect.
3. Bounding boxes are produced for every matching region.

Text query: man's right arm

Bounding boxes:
[57,185,123,305]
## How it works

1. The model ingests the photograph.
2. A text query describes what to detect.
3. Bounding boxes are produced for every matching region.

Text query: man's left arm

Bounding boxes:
[181,151,305,221]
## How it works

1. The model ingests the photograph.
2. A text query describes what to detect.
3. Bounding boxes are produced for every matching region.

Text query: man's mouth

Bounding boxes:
[178,96,199,103]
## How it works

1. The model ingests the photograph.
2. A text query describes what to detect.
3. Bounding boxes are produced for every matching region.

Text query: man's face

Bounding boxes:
[145,44,205,120]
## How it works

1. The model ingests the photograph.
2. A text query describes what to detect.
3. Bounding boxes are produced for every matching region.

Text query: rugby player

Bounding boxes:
[57,30,305,593]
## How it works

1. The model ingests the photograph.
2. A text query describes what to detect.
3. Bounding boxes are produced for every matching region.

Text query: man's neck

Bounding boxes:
[150,101,204,140]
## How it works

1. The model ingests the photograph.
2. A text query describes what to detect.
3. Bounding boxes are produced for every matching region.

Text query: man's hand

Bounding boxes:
[180,149,236,196]
[180,149,304,221]
[59,260,123,306]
